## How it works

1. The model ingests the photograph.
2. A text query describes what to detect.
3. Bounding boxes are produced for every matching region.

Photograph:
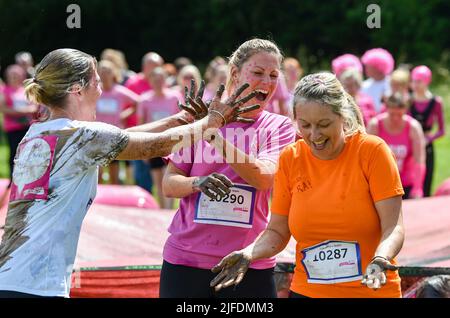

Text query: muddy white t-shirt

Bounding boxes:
[0,118,129,297]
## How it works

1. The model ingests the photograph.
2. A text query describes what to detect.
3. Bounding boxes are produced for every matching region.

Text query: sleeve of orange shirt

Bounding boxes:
[366,140,405,202]
[271,145,294,216]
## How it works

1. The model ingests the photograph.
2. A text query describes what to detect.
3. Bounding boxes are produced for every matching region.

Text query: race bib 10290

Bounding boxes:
[194,183,256,228]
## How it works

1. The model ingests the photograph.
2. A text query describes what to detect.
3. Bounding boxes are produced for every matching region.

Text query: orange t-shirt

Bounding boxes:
[271,132,404,298]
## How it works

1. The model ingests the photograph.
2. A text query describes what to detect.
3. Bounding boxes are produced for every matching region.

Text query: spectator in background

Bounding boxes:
[125,51,164,193]
[332,54,363,79]
[174,57,192,74]
[361,48,394,114]
[339,68,376,126]
[367,92,426,199]
[265,73,290,117]
[15,51,35,78]
[390,68,411,97]
[138,67,181,209]
[409,65,445,197]
[282,57,303,119]
[204,63,228,102]
[0,65,37,188]
[97,60,140,184]
[176,65,202,103]
[163,63,178,87]
[100,48,136,85]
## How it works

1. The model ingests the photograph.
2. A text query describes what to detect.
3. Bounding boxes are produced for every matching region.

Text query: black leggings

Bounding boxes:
[5,128,28,187]
[424,143,434,197]
[0,290,46,298]
[159,260,277,298]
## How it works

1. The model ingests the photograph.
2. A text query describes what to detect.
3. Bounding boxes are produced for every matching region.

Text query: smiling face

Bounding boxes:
[295,100,346,160]
[230,51,280,118]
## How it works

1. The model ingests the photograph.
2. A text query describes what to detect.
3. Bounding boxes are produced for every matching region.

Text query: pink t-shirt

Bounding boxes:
[356,91,377,126]
[96,84,139,128]
[266,74,290,115]
[164,111,296,270]
[2,86,33,132]
[138,88,181,123]
[376,114,414,187]
[124,73,152,127]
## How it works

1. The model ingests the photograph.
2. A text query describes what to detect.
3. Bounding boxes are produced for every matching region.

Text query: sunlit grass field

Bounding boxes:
[0,83,449,194]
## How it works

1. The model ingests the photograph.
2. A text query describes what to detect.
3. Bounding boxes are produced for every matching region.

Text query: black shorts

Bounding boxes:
[150,157,166,169]
[159,260,277,298]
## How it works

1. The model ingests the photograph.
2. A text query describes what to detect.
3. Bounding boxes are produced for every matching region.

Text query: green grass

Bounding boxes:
[429,83,450,194]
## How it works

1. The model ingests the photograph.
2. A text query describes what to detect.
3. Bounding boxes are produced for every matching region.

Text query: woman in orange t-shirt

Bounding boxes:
[210,72,405,298]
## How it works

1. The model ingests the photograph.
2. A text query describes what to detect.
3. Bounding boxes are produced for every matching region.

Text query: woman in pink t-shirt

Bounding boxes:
[137,67,181,209]
[409,65,445,197]
[367,93,426,199]
[160,39,296,298]
[97,60,140,184]
[0,65,37,186]
[339,68,377,126]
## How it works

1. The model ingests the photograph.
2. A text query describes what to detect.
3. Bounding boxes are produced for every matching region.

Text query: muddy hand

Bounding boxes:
[178,79,209,121]
[361,256,398,290]
[192,173,234,200]
[210,251,252,292]
[207,83,260,126]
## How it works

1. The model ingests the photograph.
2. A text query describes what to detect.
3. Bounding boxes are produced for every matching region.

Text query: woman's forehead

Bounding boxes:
[295,100,337,119]
[242,52,280,69]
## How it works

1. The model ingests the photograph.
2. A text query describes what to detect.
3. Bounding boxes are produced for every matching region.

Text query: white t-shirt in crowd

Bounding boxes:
[361,77,391,113]
[0,118,129,297]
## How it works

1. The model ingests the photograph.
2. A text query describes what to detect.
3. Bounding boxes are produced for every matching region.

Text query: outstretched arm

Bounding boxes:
[210,214,291,291]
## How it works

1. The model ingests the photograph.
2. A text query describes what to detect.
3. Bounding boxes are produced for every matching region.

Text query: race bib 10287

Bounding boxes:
[301,240,363,284]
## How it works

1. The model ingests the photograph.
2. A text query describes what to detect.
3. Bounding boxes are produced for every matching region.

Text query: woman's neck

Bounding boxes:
[414,90,432,101]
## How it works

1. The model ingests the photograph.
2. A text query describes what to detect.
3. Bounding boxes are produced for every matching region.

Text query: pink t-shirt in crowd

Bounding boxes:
[2,86,33,132]
[266,74,290,115]
[409,96,445,143]
[164,111,296,270]
[376,114,414,187]
[138,88,181,123]
[96,84,139,128]
[124,73,152,127]
[356,91,377,126]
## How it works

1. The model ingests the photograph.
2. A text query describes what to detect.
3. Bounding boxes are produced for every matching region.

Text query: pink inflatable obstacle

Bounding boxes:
[435,178,450,196]
[94,184,159,209]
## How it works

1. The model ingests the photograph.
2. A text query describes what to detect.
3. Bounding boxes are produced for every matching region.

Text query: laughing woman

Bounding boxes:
[211,72,405,298]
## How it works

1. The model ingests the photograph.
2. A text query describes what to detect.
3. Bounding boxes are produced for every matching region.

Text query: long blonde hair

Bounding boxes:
[293,72,365,136]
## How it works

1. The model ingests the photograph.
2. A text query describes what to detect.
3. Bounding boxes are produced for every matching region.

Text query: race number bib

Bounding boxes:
[97,98,119,114]
[301,240,363,284]
[194,183,256,228]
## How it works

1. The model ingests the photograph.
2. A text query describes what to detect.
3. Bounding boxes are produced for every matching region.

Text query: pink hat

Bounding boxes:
[411,65,432,85]
[331,54,363,77]
[361,48,395,75]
